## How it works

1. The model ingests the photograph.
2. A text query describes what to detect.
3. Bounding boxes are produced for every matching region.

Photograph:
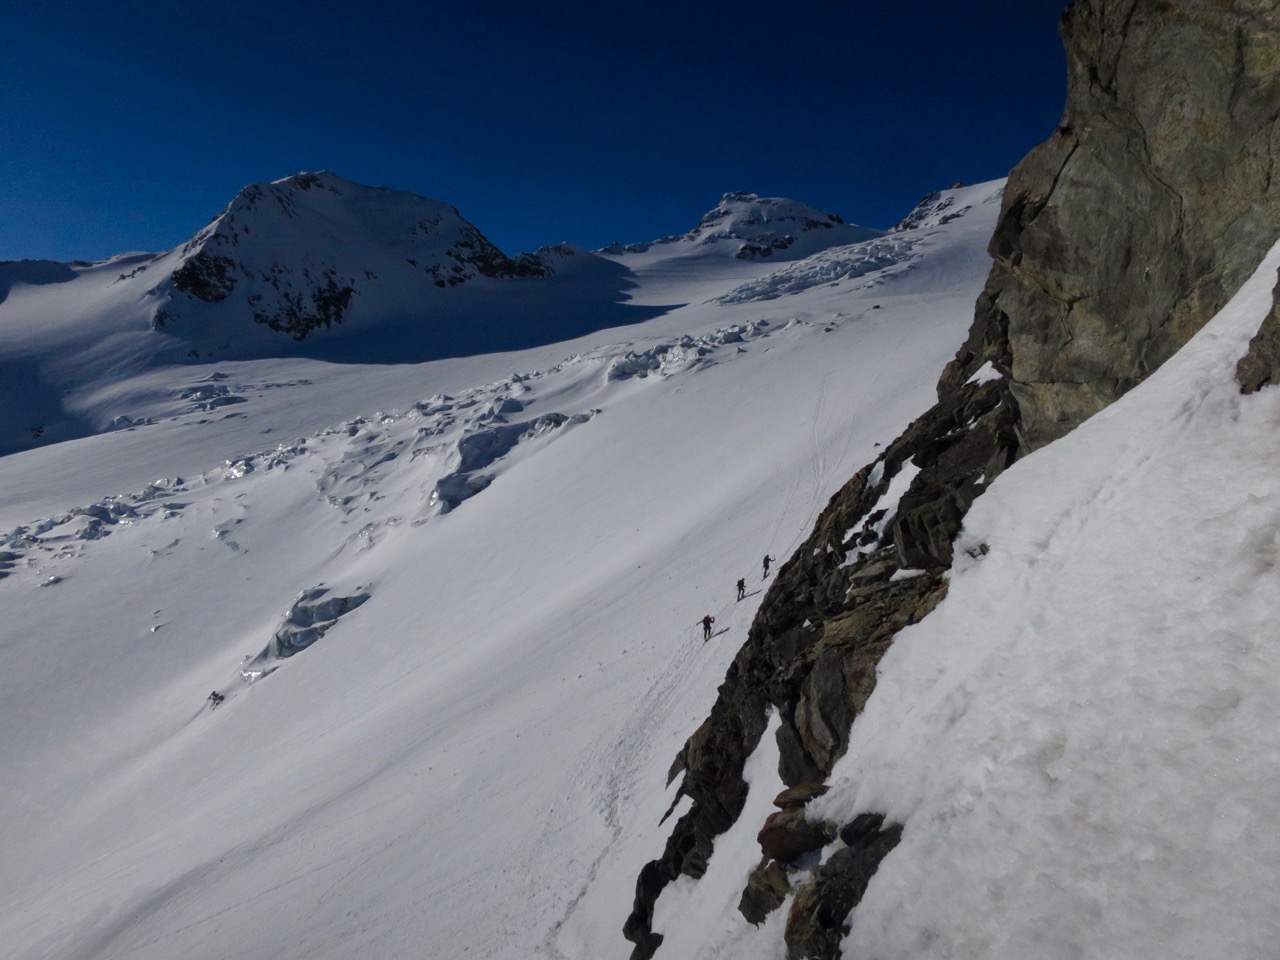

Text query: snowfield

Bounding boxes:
[0,181,1000,960]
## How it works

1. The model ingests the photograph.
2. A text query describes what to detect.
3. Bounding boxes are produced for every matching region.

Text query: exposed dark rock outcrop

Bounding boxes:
[783,815,902,960]
[626,2,1280,956]
[171,252,238,302]
[735,235,796,259]
[624,372,1016,957]
[1236,269,1280,392]
[756,809,837,863]
[739,860,791,925]
[772,783,829,809]
[252,271,356,339]
[994,0,1280,451]
[429,231,554,287]
[892,190,958,232]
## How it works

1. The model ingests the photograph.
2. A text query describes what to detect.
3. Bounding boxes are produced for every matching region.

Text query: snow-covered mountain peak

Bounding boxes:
[601,191,884,263]
[204,171,475,244]
[691,191,843,240]
[150,171,552,344]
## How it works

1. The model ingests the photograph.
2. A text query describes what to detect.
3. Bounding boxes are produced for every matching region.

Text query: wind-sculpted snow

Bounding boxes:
[432,412,596,512]
[0,309,854,767]
[715,235,921,304]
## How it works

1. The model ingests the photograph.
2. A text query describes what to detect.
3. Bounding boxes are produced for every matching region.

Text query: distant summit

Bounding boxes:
[149,171,552,342]
[682,192,851,258]
[600,191,882,262]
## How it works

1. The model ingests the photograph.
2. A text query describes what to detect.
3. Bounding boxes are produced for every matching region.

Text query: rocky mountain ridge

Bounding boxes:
[625,1,1280,957]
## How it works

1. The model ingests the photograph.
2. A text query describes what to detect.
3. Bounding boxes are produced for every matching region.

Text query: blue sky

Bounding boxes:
[3,1,1068,261]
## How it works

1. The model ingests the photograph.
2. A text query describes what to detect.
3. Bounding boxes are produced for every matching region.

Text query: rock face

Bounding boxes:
[625,2,1280,957]
[783,815,902,960]
[991,0,1280,451]
[739,860,791,925]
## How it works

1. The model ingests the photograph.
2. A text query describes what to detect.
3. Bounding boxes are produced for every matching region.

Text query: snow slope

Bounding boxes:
[0,181,1000,960]
[808,240,1280,959]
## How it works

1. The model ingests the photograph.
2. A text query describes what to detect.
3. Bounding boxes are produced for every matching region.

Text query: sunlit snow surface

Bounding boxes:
[815,240,1280,960]
[0,183,1002,960]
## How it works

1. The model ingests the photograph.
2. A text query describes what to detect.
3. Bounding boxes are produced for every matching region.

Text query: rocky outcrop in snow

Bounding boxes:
[627,1,1280,956]
[605,321,771,378]
[890,187,971,233]
[983,0,1280,452]
[691,192,846,260]
[1236,268,1280,393]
